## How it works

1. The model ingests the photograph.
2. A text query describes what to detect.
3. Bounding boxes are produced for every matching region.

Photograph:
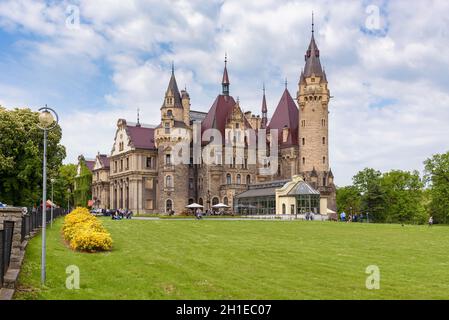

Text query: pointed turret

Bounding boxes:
[261,84,268,129]
[304,14,323,78]
[163,63,183,108]
[222,54,230,96]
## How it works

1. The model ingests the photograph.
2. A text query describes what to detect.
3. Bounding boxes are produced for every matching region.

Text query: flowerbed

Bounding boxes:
[62,207,112,252]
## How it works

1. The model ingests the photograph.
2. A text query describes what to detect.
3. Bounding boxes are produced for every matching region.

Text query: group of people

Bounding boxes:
[109,208,133,220]
[339,211,365,223]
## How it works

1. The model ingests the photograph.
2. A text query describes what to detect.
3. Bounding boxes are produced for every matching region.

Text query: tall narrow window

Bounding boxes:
[302,157,306,165]
[166,175,173,188]
[302,137,305,145]
[226,174,231,185]
[237,174,241,184]
[166,154,171,165]
[246,175,251,185]
[322,137,326,145]
[323,156,326,164]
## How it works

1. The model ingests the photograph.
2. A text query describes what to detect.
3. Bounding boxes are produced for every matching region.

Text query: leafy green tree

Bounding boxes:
[381,170,426,224]
[74,157,92,207]
[0,107,66,206]
[424,151,449,224]
[353,168,386,222]
[336,186,361,215]
[51,164,77,210]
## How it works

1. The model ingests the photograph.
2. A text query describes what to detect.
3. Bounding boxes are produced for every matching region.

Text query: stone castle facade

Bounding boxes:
[88,26,336,215]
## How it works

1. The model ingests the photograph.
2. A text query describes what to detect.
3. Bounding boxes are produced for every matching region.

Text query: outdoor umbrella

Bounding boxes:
[212,203,230,209]
[186,203,204,209]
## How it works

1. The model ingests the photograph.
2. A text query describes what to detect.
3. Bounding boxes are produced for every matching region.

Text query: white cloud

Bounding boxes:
[0,0,449,186]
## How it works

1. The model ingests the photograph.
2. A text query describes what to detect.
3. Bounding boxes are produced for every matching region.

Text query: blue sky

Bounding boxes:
[1,0,449,186]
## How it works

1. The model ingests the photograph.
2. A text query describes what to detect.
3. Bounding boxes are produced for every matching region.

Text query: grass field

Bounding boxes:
[15,218,449,300]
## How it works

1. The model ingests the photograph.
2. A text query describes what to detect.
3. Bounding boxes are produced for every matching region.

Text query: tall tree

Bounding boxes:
[424,151,449,224]
[336,186,361,215]
[353,168,386,222]
[381,170,426,224]
[0,107,66,206]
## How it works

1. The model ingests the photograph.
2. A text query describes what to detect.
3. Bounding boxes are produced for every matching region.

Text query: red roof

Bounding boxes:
[85,160,95,172]
[126,125,156,150]
[267,89,299,147]
[201,95,236,136]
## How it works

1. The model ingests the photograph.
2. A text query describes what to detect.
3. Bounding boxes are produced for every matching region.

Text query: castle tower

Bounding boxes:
[155,64,191,214]
[297,15,336,212]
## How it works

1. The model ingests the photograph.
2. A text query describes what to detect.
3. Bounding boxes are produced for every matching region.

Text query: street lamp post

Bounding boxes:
[37,106,59,285]
[51,179,55,228]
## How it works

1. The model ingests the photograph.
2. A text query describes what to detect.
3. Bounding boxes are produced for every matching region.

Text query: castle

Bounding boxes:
[86,23,336,215]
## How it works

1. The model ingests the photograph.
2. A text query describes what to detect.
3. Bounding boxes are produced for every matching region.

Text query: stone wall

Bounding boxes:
[0,207,23,270]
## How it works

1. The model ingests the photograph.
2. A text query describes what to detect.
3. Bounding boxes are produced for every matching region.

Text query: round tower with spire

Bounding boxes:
[297,13,336,212]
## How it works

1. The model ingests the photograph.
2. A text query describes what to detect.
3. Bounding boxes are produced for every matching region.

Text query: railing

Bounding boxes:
[1,207,66,288]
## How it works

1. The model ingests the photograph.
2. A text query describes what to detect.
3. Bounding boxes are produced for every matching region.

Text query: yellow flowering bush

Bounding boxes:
[62,207,112,252]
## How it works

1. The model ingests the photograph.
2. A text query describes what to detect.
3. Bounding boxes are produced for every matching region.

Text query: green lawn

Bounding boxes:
[15,218,449,300]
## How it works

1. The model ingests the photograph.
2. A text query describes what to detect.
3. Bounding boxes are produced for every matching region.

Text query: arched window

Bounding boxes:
[282,204,286,215]
[322,137,326,145]
[246,175,251,185]
[302,157,306,165]
[188,198,194,205]
[237,174,241,184]
[166,199,173,213]
[167,109,173,117]
[212,197,219,206]
[302,137,305,145]
[198,198,203,206]
[323,156,326,164]
[165,175,173,188]
[226,173,231,185]
[223,197,228,205]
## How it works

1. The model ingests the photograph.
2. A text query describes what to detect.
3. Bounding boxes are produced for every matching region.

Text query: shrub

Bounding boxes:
[62,207,112,252]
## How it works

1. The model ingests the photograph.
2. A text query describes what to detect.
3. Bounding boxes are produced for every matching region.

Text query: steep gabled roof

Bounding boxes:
[126,125,156,150]
[201,95,236,136]
[85,160,95,172]
[267,89,299,147]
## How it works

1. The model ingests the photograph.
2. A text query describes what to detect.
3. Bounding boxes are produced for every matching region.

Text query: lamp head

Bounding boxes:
[39,109,55,129]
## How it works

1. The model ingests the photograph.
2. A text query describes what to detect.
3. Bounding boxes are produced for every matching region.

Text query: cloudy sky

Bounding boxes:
[0,0,448,186]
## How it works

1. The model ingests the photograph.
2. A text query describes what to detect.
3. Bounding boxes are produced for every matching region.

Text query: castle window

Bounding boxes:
[223,197,228,205]
[114,161,117,173]
[235,123,240,129]
[198,198,203,206]
[165,154,171,165]
[146,157,152,169]
[237,174,241,184]
[301,120,306,127]
[323,156,326,164]
[126,158,129,170]
[226,174,232,185]
[165,175,173,188]
[321,119,326,127]
[323,177,327,186]
[166,199,173,213]
[120,159,123,171]
[302,157,306,165]
[212,197,219,206]
[302,138,305,145]
[167,110,173,117]
[165,122,170,134]
[246,175,251,185]
[244,158,248,169]
[189,178,194,189]
[323,137,326,145]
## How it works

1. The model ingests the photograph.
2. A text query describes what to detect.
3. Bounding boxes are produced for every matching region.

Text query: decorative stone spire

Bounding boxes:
[261,84,268,129]
[164,62,183,108]
[136,108,141,127]
[222,53,230,96]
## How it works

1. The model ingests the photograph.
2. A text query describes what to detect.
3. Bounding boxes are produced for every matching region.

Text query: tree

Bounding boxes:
[52,164,77,210]
[336,186,361,215]
[0,107,66,206]
[74,157,92,207]
[424,151,449,224]
[353,168,386,222]
[380,170,426,224]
